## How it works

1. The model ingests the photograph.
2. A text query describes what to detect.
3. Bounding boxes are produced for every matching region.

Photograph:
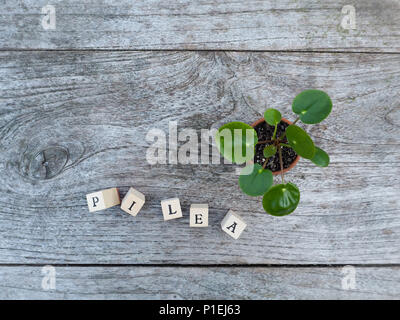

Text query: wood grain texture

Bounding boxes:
[0,51,399,264]
[1,266,399,299]
[1,0,400,51]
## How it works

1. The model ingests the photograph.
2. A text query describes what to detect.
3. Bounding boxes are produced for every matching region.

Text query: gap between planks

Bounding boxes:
[1,264,400,268]
[0,48,400,55]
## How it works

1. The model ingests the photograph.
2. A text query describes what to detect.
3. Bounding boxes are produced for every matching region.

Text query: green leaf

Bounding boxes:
[310,147,330,167]
[262,183,300,216]
[215,122,258,164]
[263,145,277,158]
[286,125,315,159]
[264,109,282,126]
[239,164,273,196]
[292,89,332,124]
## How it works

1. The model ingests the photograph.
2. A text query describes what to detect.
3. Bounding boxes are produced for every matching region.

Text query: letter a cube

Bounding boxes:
[190,204,208,227]
[221,210,247,239]
[161,198,183,221]
[86,188,120,212]
[121,187,145,216]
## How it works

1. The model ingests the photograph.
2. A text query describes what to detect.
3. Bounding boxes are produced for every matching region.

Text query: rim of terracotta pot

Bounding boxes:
[251,117,300,176]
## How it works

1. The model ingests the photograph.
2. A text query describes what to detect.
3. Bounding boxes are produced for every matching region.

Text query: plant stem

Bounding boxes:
[280,143,292,148]
[278,116,300,141]
[278,146,284,184]
[256,140,272,145]
[262,157,270,169]
[272,124,278,140]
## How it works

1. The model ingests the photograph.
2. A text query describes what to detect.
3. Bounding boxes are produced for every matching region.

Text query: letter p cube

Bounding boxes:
[86,188,120,212]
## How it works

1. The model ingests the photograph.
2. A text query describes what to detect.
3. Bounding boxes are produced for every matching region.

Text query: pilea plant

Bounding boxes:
[216,89,332,216]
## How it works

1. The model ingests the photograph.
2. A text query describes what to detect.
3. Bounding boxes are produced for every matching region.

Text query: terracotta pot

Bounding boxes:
[251,117,300,175]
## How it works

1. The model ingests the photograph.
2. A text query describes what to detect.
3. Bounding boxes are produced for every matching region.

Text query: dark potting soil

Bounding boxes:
[254,120,298,172]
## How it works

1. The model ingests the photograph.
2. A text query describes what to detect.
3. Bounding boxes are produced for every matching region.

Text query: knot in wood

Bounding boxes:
[28,146,69,180]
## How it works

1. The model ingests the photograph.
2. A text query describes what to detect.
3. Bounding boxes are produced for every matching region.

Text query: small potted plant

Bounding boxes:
[216,89,332,216]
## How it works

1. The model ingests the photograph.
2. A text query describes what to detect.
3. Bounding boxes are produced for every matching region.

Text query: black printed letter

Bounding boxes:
[195,214,203,224]
[92,197,99,207]
[128,201,136,211]
[226,222,237,233]
[168,204,177,215]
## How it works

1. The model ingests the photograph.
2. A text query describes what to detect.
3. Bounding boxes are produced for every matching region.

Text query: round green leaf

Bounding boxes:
[286,125,315,159]
[264,109,282,126]
[310,147,330,167]
[239,164,273,196]
[216,122,258,164]
[292,89,332,124]
[263,145,277,158]
[262,183,300,216]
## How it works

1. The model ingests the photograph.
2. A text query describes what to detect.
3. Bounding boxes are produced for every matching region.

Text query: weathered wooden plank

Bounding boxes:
[0,51,399,264]
[0,266,399,299]
[1,0,400,51]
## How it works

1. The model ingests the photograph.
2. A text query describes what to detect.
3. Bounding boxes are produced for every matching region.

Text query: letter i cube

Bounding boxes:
[190,204,208,227]
[161,198,183,221]
[120,187,145,216]
[221,210,247,239]
[86,188,120,212]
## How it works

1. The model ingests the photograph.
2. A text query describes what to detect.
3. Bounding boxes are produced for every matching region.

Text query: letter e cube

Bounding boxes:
[190,204,208,227]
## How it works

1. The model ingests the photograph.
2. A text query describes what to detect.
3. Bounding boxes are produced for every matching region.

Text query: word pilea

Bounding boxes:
[87,188,246,239]
[216,89,332,216]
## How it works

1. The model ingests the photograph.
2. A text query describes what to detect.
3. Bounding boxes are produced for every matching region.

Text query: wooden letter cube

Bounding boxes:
[86,188,120,212]
[190,204,208,227]
[161,198,183,221]
[221,210,247,239]
[121,187,145,216]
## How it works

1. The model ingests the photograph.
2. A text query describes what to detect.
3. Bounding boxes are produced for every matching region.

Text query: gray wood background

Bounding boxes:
[0,0,399,299]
